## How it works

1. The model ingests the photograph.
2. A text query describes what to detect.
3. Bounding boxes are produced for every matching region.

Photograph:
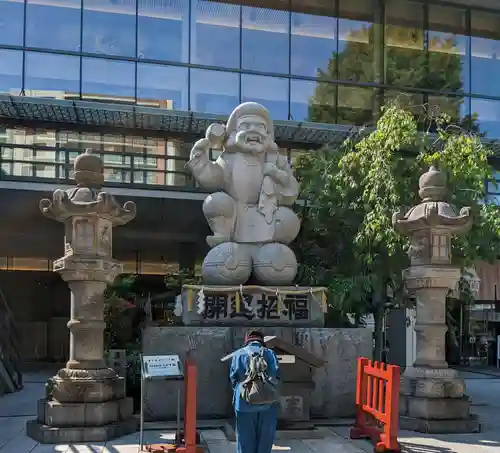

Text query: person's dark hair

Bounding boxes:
[244,329,264,345]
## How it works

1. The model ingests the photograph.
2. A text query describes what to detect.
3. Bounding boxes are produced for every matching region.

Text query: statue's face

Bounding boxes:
[235,115,269,154]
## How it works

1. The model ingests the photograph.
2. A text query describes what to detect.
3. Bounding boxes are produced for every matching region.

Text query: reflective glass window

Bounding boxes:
[291,79,335,123]
[0,49,22,95]
[24,53,80,96]
[81,58,135,101]
[290,2,337,78]
[384,90,424,118]
[471,11,500,98]
[83,0,136,57]
[190,69,239,115]
[384,0,425,88]
[137,63,188,110]
[338,85,376,125]
[241,74,289,121]
[138,0,188,62]
[0,0,24,45]
[242,4,289,74]
[338,0,375,83]
[471,99,500,139]
[26,0,81,52]
[191,0,240,69]
[428,5,469,93]
[427,95,468,126]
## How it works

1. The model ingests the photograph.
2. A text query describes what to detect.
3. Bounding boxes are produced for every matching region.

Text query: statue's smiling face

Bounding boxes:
[235,115,268,154]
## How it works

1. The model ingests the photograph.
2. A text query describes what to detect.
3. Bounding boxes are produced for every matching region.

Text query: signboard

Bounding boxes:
[277,354,296,364]
[202,293,310,322]
[141,355,183,380]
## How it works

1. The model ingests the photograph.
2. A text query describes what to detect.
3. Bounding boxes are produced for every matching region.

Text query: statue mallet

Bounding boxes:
[206,123,226,149]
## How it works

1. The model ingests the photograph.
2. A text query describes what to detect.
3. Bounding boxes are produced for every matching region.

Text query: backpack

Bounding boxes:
[240,347,280,405]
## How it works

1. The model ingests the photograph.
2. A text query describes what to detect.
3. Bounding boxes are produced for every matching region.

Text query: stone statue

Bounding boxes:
[187,102,301,286]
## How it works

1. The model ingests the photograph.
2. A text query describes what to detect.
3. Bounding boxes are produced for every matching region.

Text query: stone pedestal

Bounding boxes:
[27,149,138,443]
[399,367,480,433]
[398,266,480,433]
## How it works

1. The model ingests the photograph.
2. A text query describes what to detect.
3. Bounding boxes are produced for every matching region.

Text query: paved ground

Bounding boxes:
[1,368,500,453]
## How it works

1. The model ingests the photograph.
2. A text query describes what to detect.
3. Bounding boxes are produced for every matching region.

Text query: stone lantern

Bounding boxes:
[393,165,480,433]
[27,149,138,443]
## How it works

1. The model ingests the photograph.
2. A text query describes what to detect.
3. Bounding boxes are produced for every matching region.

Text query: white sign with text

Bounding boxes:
[141,355,183,379]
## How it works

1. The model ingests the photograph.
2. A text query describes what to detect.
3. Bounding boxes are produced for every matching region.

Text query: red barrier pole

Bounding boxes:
[377,364,400,452]
[177,356,197,453]
[350,357,369,439]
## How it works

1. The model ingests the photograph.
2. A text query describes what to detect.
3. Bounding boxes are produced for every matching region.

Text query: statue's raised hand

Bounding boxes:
[190,138,211,160]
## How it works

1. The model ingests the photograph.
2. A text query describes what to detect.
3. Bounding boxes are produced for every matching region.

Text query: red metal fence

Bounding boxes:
[350,357,401,452]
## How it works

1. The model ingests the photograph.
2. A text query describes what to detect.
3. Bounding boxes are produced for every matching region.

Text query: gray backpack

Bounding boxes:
[240,347,280,405]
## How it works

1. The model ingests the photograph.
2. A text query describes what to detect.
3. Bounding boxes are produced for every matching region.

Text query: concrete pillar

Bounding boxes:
[26,149,138,443]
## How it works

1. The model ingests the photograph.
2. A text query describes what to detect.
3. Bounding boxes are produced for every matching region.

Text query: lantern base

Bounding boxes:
[399,370,480,434]
[26,372,138,443]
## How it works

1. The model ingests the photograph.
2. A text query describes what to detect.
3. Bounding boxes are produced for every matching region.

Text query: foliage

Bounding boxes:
[295,101,500,325]
[103,275,141,350]
[164,268,203,293]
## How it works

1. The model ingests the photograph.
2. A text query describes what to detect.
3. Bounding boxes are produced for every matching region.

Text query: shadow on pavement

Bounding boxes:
[401,442,455,453]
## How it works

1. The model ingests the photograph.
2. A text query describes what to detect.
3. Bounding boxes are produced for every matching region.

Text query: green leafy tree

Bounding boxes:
[295,103,500,328]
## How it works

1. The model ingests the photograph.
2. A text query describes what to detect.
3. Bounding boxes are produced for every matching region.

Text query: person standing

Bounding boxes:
[230,330,281,453]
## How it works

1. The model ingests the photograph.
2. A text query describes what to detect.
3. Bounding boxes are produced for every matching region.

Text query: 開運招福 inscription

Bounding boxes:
[179,285,327,327]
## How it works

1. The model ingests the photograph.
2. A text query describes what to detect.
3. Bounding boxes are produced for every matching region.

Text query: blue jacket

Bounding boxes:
[229,341,281,412]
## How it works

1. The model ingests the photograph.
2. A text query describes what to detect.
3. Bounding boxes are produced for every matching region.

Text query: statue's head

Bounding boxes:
[225,102,277,154]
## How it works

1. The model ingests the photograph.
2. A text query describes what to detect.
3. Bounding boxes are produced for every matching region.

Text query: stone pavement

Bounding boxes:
[1,369,500,453]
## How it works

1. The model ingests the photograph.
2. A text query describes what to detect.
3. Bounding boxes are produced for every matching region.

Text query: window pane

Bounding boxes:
[190,69,239,115]
[241,74,289,121]
[191,0,240,69]
[83,0,136,57]
[427,95,468,126]
[291,79,335,123]
[0,0,24,45]
[338,85,376,125]
[472,99,500,139]
[24,53,80,97]
[82,58,135,101]
[0,49,22,95]
[138,0,188,62]
[290,3,337,78]
[338,0,375,83]
[137,63,188,110]
[428,5,468,93]
[242,5,289,74]
[26,0,81,51]
[385,0,425,88]
[471,10,500,98]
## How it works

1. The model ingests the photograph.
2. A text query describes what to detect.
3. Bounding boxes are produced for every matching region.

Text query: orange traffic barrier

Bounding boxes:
[350,357,401,453]
[175,355,202,453]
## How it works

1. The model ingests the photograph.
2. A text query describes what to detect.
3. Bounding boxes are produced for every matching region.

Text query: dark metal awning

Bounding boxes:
[0,94,352,149]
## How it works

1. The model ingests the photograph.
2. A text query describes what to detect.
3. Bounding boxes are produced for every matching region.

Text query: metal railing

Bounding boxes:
[0,144,199,190]
[0,286,23,394]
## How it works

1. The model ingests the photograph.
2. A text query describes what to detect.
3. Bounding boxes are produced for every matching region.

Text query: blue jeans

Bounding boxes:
[235,405,278,453]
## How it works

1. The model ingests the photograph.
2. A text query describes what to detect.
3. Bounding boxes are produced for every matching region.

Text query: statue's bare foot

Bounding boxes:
[206,234,229,248]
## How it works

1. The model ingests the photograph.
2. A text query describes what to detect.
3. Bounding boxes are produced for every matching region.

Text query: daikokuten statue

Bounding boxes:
[187,102,301,286]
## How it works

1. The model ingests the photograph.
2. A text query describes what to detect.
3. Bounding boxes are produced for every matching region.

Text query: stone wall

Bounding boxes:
[141,326,372,421]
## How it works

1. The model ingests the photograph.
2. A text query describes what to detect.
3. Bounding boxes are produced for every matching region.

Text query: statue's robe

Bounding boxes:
[188,149,299,243]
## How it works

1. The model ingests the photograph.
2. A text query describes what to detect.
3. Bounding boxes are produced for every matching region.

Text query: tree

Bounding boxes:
[294,102,500,328]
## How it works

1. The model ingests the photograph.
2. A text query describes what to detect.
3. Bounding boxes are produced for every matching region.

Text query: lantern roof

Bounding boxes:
[393,166,473,236]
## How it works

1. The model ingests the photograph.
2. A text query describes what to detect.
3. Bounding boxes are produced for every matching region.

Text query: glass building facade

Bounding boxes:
[1,0,500,188]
